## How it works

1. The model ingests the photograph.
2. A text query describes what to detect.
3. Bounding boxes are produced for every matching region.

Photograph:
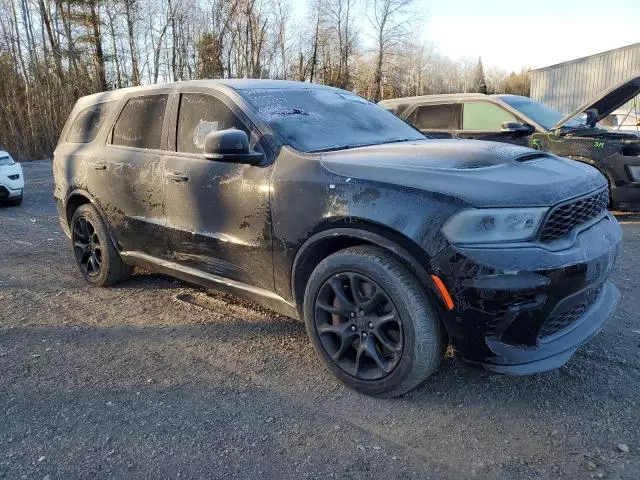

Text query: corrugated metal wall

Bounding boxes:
[530,43,640,114]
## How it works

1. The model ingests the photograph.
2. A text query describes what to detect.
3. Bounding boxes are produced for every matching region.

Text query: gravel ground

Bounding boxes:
[1,160,639,480]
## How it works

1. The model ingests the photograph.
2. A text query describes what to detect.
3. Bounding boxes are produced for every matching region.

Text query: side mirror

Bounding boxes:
[501,121,534,136]
[203,129,263,165]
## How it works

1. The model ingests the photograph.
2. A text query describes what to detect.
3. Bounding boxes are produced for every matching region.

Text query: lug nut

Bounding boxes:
[362,332,368,338]
[350,312,355,318]
[351,325,357,331]
[368,322,373,329]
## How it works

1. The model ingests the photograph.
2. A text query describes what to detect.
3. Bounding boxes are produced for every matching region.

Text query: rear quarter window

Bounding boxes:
[66,101,117,143]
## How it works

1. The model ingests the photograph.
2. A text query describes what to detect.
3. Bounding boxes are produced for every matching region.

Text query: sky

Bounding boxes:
[291,0,640,72]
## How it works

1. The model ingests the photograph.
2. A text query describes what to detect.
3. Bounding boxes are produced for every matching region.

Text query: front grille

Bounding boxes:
[539,287,601,339]
[540,189,609,242]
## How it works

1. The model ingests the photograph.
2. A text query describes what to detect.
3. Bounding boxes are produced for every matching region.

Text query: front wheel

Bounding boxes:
[70,204,133,286]
[8,194,23,206]
[303,246,444,397]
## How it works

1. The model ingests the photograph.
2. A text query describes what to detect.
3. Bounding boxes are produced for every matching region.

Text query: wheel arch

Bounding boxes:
[65,189,121,249]
[291,220,438,313]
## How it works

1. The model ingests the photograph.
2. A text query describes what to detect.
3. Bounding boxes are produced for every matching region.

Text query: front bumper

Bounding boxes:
[0,162,24,197]
[0,185,22,199]
[431,213,621,374]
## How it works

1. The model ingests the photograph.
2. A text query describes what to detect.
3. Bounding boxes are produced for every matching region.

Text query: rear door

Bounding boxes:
[88,91,171,257]
[455,101,528,145]
[403,103,460,138]
[162,87,275,291]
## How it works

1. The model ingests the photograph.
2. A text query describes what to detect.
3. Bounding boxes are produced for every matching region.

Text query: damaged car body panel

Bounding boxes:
[54,80,622,394]
[381,75,640,209]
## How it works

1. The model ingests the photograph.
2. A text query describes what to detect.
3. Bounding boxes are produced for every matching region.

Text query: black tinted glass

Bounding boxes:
[67,101,116,143]
[112,94,168,149]
[177,94,248,154]
[409,104,459,130]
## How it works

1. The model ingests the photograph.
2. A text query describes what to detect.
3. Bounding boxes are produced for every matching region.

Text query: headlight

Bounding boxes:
[442,208,548,245]
[0,156,14,166]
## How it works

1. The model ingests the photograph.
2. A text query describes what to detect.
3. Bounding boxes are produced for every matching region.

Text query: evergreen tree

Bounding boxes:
[473,57,488,94]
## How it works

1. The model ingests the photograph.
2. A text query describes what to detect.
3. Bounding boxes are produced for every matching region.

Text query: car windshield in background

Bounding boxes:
[500,96,585,130]
[242,88,425,152]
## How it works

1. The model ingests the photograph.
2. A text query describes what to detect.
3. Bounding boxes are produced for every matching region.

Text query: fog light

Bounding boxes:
[8,174,19,180]
[628,165,640,182]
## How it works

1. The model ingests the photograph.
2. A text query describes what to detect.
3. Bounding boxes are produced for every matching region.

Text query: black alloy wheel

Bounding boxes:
[314,272,403,380]
[304,246,444,397]
[69,203,133,286]
[73,216,102,276]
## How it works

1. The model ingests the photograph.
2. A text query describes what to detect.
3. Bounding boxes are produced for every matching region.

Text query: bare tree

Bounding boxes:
[367,0,416,102]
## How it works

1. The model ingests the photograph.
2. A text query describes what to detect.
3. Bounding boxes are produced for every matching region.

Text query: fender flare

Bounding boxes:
[290,226,434,308]
[65,189,121,250]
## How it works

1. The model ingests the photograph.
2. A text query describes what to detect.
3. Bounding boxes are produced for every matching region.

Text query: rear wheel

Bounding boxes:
[303,246,444,397]
[70,204,133,286]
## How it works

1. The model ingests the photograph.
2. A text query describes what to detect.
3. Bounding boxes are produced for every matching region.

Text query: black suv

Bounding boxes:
[54,80,621,396]
[380,75,640,209]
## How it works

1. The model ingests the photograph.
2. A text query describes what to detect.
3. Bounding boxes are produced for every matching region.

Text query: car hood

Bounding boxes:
[319,140,606,208]
[554,74,640,130]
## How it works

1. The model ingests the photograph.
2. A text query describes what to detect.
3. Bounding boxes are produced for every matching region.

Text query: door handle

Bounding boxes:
[166,172,189,182]
[92,163,106,170]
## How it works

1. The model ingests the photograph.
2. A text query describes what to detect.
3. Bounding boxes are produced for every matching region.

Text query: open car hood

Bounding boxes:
[553,74,640,130]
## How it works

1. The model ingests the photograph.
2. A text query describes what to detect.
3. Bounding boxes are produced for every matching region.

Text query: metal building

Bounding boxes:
[530,43,640,113]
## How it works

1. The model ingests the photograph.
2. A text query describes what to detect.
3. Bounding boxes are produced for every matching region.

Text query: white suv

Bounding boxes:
[0,151,24,206]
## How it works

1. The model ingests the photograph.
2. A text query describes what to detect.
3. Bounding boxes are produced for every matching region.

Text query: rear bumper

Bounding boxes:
[55,197,71,238]
[431,213,622,374]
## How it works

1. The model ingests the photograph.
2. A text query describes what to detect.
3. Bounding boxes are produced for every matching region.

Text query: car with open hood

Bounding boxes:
[602,108,640,133]
[0,150,24,206]
[53,80,621,396]
[380,75,640,209]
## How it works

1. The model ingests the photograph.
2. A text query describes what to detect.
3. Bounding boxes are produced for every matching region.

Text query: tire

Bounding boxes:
[70,203,133,286]
[8,195,23,206]
[303,246,444,397]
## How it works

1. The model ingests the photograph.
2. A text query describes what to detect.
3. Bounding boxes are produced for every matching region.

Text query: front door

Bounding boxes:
[162,90,275,291]
[88,92,171,257]
[454,101,530,146]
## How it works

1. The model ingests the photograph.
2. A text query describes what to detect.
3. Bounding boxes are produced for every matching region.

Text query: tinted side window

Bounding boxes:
[462,102,516,131]
[112,94,168,149]
[408,104,460,130]
[67,101,116,143]
[177,93,249,154]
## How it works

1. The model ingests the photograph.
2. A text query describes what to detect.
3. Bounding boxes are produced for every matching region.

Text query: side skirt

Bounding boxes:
[120,251,300,320]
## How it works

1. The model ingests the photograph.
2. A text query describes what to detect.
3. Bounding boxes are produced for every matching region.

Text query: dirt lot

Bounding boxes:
[1,160,639,479]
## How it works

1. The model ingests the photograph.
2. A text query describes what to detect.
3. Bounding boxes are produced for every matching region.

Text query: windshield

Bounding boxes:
[500,96,585,130]
[242,88,425,152]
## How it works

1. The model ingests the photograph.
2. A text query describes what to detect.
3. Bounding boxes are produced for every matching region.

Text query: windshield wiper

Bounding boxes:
[310,138,414,153]
[309,145,357,153]
[378,138,410,145]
